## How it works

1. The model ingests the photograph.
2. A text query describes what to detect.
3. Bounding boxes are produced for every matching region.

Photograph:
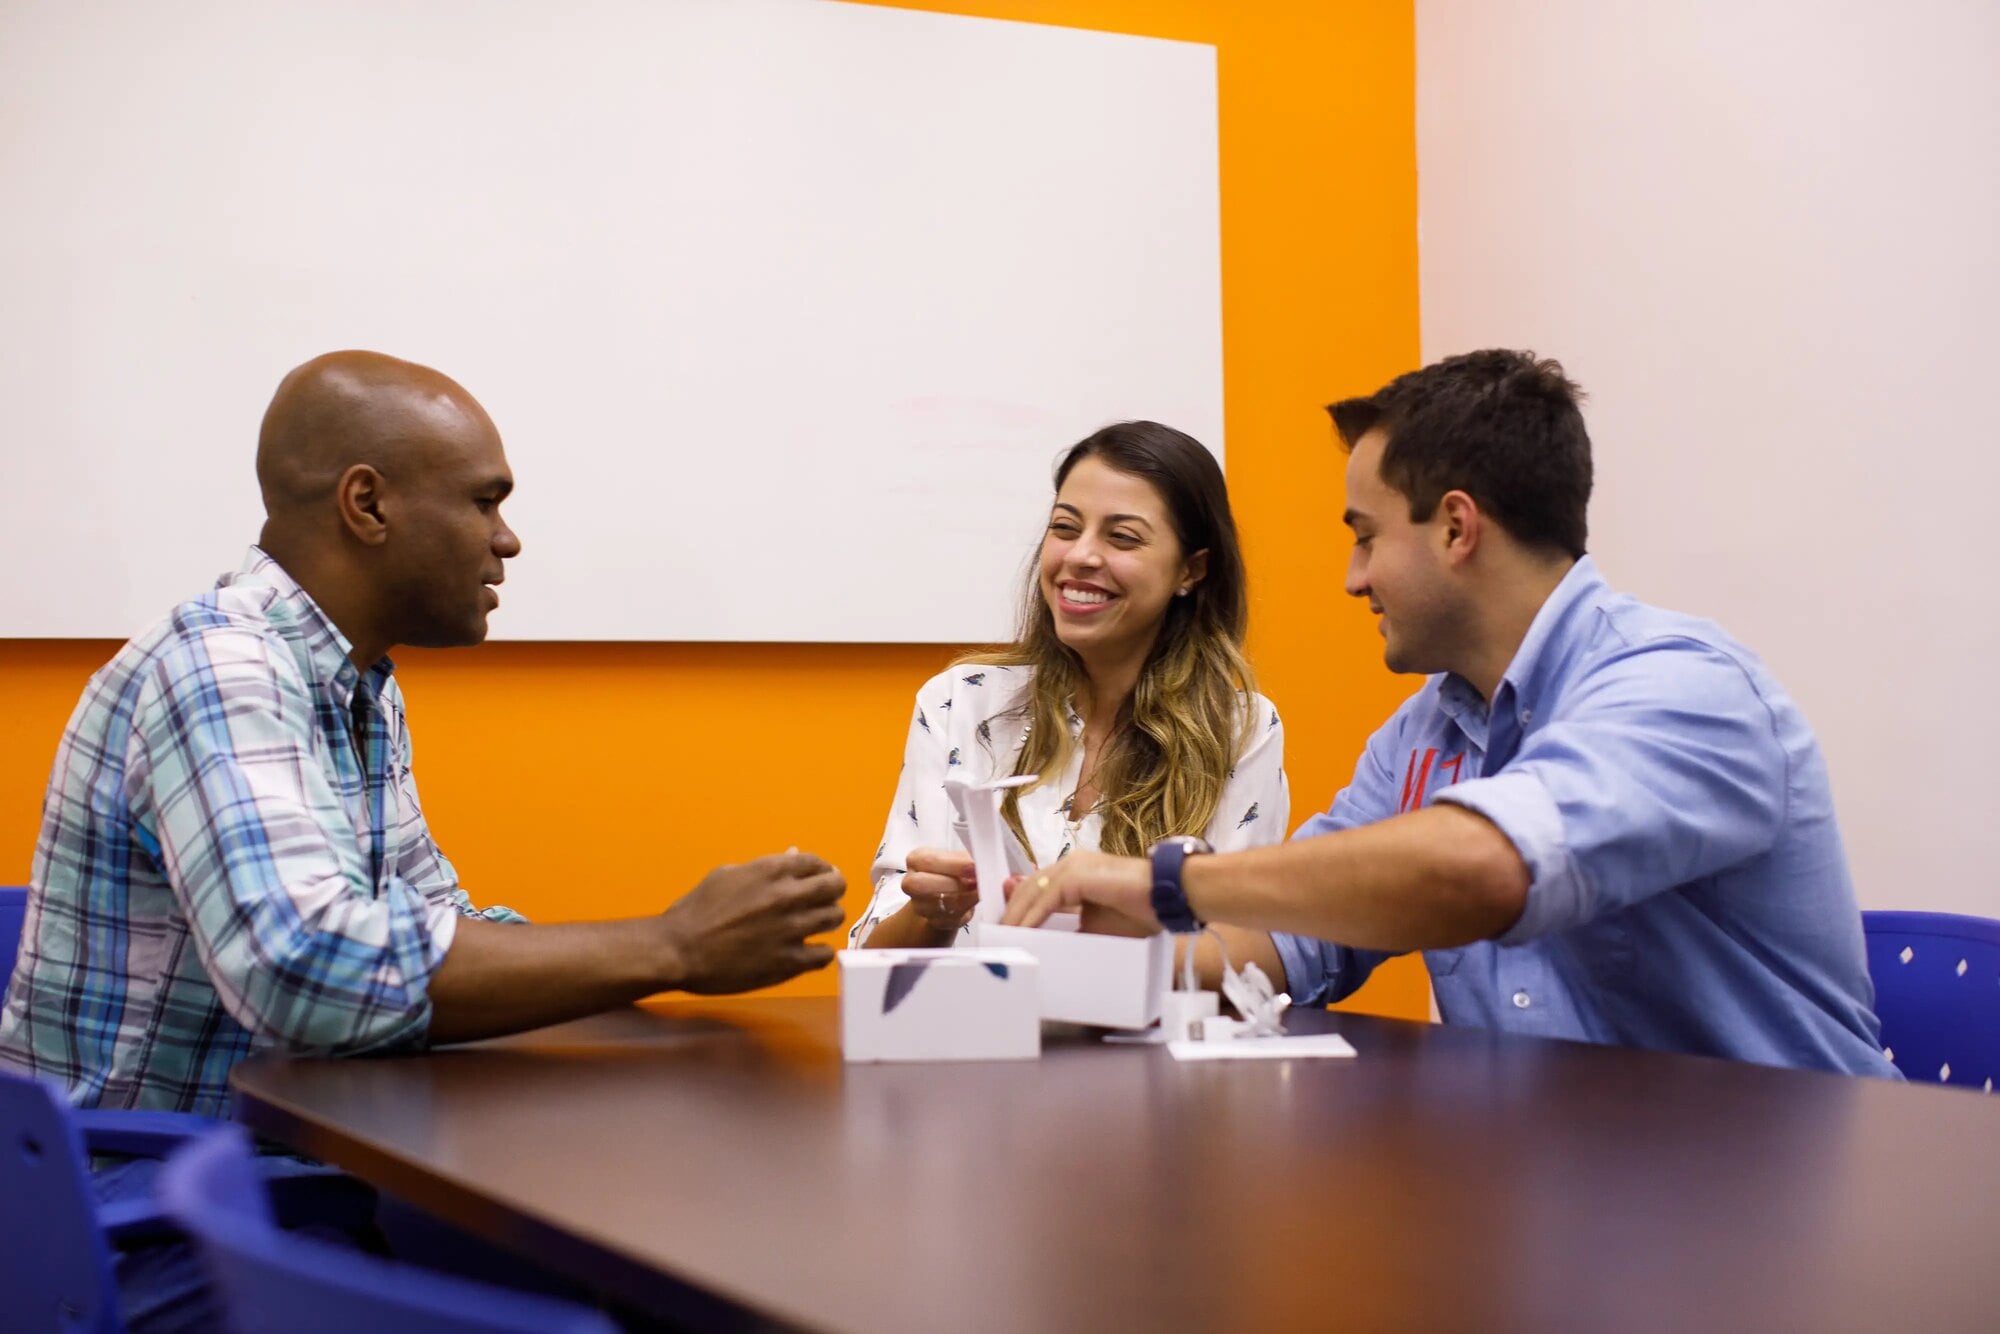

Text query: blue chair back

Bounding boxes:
[159,1126,617,1334]
[0,1070,126,1334]
[1863,910,2000,1090]
[1,884,28,1004]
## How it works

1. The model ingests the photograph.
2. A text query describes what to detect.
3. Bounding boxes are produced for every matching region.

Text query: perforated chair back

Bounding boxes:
[1863,910,2000,1090]
[159,1126,618,1334]
[1,885,28,1004]
[0,1070,125,1334]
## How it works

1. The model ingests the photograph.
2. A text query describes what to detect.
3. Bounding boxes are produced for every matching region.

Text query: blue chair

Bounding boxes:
[159,1125,617,1334]
[1862,910,2000,1090]
[1,884,27,1003]
[0,1069,193,1333]
[1,1069,378,1333]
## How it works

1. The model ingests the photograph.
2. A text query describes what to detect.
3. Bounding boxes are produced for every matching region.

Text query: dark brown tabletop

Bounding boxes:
[230,999,2000,1333]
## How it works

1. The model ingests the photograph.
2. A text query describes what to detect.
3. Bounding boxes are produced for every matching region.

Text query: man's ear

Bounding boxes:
[1438,490,1482,566]
[336,464,389,547]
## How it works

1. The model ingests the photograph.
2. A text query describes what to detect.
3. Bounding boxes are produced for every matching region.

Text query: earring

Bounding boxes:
[1175,587,1191,597]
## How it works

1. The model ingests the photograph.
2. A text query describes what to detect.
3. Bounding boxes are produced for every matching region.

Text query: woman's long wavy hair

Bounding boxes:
[963,421,1256,860]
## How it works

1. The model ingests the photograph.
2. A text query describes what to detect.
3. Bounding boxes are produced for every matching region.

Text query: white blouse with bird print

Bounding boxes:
[850,664,1290,946]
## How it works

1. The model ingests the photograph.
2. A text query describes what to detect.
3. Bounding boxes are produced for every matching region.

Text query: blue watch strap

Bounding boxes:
[1148,837,1207,934]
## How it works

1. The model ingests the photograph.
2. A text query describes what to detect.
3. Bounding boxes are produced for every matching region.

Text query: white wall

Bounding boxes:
[1417,0,2000,915]
[0,0,1220,643]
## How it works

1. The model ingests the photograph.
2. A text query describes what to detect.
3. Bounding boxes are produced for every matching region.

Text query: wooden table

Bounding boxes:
[231,999,2000,1332]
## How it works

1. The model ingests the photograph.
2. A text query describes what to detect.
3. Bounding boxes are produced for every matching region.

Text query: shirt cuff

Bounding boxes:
[1433,772,1587,945]
[1271,930,1336,1006]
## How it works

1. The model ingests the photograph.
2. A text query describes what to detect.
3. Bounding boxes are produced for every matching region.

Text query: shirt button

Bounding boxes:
[1521,709,1534,723]
[1512,990,1532,1009]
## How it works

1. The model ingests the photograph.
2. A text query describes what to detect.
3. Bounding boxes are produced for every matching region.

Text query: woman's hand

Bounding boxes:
[901,847,981,932]
[1001,851,1154,930]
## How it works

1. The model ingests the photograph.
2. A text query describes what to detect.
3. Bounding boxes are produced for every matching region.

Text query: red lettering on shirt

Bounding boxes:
[1400,747,1468,812]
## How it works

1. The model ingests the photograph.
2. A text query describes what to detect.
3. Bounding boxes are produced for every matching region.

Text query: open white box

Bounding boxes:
[944,772,1175,1031]
[839,946,1041,1063]
[969,922,1171,1030]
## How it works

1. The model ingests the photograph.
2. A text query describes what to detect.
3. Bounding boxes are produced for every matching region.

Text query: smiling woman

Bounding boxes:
[850,422,1291,958]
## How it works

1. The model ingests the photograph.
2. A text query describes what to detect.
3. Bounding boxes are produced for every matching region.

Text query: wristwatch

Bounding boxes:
[1147,835,1212,934]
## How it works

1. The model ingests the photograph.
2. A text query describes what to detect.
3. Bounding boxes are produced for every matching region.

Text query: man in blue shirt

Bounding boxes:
[1003,349,1894,1077]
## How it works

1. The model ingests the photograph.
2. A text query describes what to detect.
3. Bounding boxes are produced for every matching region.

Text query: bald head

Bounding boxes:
[252,350,520,663]
[256,350,497,517]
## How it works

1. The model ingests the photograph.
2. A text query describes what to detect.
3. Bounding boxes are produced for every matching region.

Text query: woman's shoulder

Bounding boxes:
[910,662,1034,719]
[1240,688,1283,734]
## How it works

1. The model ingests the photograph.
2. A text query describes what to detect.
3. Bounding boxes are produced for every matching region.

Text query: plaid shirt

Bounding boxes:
[0,548,523,1115]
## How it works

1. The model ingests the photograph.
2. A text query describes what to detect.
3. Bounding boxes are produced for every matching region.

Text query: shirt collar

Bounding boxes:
[217,547,397,704]
[1496,555,1606,717]
[1442,555,1607,725]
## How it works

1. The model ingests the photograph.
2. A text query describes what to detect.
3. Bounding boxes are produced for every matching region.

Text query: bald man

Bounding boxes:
[0,351,846,1122]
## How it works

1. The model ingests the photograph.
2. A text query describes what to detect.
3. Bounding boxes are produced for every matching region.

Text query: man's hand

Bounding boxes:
[1001,851,1153,929]
[660,852,847,993]
[901,847,981,932]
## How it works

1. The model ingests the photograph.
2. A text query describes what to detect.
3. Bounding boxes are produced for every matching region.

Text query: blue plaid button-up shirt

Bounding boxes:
[0,549,523,1115]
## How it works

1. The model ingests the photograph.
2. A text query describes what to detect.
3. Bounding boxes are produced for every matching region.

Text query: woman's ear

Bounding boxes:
[1178,548,1209,596]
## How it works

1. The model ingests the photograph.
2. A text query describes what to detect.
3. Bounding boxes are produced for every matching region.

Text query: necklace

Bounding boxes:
[1058,723,1110,860]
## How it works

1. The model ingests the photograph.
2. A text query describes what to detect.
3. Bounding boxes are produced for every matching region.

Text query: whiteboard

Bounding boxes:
[0,0,1222,641]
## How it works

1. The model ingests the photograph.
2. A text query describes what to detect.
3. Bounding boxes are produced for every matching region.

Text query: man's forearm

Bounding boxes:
[1183,805,1529,954]
[425,916,683,1045]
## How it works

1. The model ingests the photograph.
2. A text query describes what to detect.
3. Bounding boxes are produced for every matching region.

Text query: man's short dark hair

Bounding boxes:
[1328,349,1592,559]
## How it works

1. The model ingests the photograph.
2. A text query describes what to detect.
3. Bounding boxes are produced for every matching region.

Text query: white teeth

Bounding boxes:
[1063,588,1110,605]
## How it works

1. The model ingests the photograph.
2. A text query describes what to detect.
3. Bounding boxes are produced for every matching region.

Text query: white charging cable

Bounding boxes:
[1192,928,1288,1040]
[1159,929,1292,1043]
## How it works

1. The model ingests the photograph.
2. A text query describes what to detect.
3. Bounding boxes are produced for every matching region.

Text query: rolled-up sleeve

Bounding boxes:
[129,629,452,1056]
[1435,640,1787,945]
[385,684,528,926]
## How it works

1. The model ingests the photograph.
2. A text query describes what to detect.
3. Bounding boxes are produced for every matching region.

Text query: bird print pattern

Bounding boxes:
[851,665,1290,950]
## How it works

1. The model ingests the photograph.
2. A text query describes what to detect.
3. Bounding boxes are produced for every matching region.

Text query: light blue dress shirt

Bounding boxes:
[1274,558,1897,1078]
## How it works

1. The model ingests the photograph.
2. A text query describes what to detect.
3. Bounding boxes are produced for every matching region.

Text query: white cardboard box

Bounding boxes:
[968,923,1172,1030]
[838,947,1041,1063]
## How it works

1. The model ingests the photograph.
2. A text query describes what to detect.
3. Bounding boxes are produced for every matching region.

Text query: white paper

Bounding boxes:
[942,774,1036,922]
[1167,1033,1358,1062]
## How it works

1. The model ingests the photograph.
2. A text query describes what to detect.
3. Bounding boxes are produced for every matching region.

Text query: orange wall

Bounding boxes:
[0,1,1427,1018]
